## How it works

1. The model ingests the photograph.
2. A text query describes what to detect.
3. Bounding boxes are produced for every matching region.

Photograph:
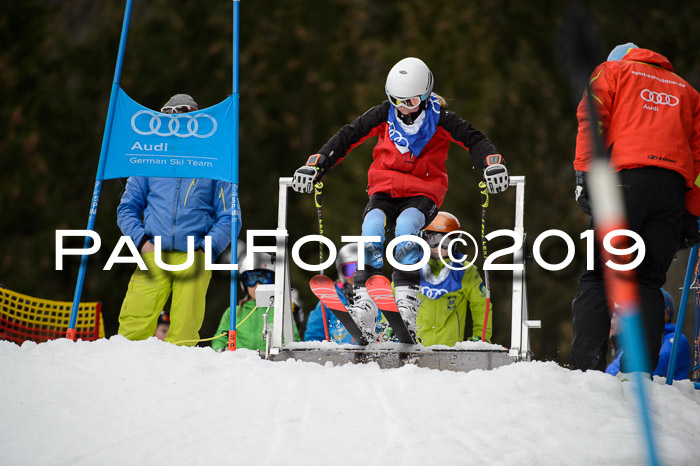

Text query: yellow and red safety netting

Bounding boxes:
[0,287,104,344]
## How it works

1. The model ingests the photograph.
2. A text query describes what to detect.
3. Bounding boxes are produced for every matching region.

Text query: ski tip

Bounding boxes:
[366,275,390,287]
[310,274,332,284]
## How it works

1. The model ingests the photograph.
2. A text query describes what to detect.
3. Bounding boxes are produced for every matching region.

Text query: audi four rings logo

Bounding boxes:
[130,111,218,138]
[420,287,449,299]
[640,89,679,106]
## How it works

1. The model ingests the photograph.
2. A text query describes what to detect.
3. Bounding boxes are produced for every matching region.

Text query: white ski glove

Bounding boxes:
[483,154,509,194]
[291,165,318,193]
[292,153,331,193]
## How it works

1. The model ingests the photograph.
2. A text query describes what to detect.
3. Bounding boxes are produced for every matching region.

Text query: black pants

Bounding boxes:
[354,193,438,287]
[361,193,438,232]
[570,167,685,372]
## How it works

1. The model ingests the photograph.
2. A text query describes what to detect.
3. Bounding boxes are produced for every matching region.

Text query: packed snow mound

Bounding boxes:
[1,337,699,465]
[284,339,506,351]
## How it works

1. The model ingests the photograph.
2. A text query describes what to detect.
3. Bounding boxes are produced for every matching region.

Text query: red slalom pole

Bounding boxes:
[320,303,330,342]
[227,330,237,352]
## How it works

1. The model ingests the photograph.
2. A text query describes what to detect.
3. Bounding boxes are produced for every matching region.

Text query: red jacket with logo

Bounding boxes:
[318,101,500,207]
[574,48,700,214]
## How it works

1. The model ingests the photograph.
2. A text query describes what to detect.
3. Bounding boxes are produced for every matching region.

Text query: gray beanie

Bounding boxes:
[163,93,198,110]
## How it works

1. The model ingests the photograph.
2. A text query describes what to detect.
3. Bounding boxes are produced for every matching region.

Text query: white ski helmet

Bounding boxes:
[385,57,434,108]
[239,251,275,276]
[239,251,275,290]
[335,243,359,283]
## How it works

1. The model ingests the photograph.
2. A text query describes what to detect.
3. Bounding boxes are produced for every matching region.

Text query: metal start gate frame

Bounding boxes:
[260,176,538,369]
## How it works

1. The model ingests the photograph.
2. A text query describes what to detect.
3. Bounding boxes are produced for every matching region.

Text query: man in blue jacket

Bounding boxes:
[117,94,234,346]
[606,288,691,380]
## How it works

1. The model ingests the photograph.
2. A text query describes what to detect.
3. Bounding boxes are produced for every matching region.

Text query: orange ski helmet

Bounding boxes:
[421,211,462,250]
[424,211,460,233]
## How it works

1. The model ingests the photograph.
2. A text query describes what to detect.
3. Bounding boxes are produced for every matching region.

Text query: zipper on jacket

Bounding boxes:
[183,179,196,207]
[219,187,226,211]
[455,309,461,339]
[172,178,182,246]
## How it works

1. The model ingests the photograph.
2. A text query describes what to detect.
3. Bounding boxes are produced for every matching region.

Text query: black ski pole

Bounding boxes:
[314,181,330,341]
[478,181,491,342]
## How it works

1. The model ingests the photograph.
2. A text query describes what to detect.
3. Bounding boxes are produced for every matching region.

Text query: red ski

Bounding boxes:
[309,275,369,345]
[365,275,416,344]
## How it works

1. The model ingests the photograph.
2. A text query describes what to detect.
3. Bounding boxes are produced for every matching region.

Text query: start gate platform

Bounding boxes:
[266,342,513,373]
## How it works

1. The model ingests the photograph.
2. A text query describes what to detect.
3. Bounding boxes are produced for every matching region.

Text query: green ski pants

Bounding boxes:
[118,251,212,346]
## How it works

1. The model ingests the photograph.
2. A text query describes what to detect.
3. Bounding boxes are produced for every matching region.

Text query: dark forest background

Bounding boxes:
[2,0,699,365]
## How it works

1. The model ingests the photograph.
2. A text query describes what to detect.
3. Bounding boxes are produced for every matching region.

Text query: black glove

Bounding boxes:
[575,170,592,216]
[679,210,700,249]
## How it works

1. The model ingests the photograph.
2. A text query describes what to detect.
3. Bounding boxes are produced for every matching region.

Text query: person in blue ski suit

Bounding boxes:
[117,94,237,346]
[304,243,360,344]
[606,288,691,380]
[304,284,354,344]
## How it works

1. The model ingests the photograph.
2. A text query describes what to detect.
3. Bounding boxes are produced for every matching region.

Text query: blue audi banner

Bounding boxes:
[103,88,235,182]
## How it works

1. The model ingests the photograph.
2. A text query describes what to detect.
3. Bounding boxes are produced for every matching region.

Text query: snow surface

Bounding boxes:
[1,337,699,466]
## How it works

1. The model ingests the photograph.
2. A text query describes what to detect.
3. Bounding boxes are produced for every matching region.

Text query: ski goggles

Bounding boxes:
[340,262,358,279]
[421,231,448,248]
[385,90,431,110]
[240,270,275,288]
[161,105,195,114]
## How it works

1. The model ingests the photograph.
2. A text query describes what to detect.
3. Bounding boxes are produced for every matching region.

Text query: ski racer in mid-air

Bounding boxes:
[292,57,509,343]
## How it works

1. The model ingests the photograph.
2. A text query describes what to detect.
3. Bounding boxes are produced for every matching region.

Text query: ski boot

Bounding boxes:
[394,285,421,341]
[347,286,379,343]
